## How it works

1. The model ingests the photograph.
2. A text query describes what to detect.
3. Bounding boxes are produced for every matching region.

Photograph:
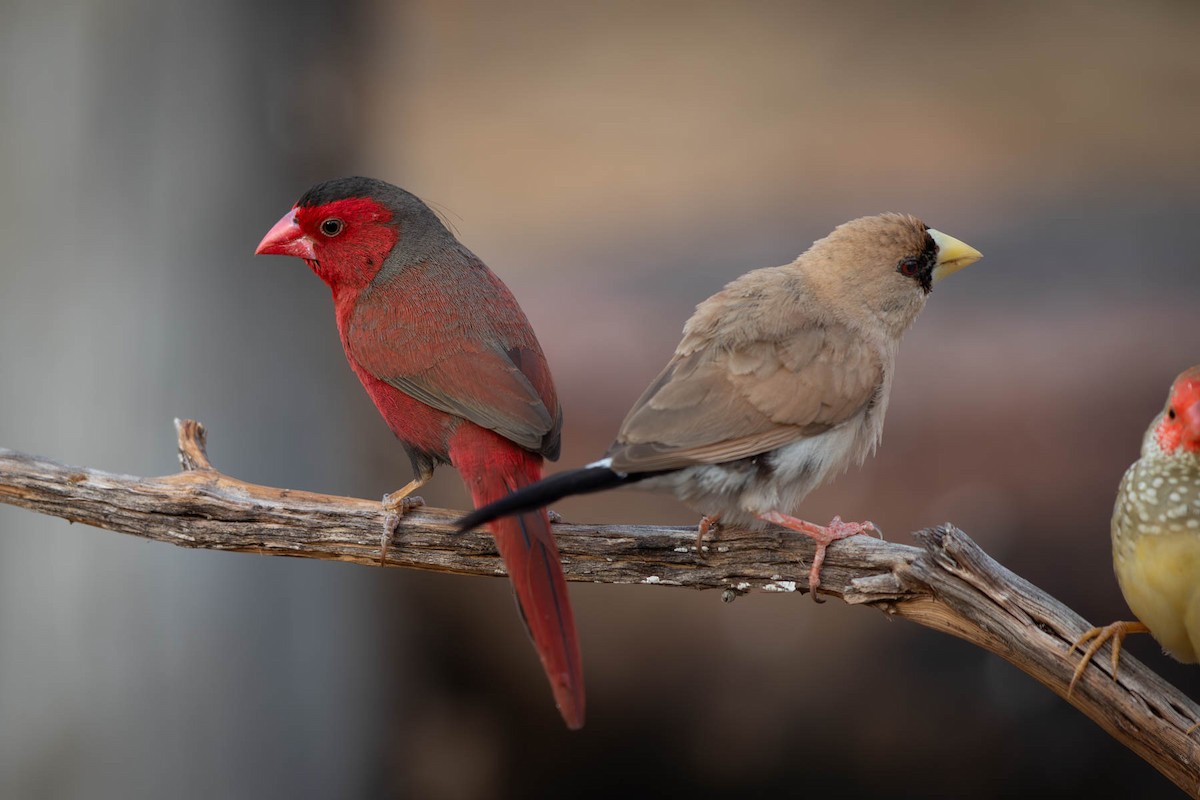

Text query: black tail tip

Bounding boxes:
[456,507,490,532]
[456,465,635,532]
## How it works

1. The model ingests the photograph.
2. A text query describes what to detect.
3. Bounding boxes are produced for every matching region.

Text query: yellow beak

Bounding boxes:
[928,229,983,283]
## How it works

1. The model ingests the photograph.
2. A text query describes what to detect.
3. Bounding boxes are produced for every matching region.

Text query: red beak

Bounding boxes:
[255,209,316,259]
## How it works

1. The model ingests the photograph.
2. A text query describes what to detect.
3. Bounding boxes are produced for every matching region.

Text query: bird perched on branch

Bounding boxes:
[1070,366,1200,694]
[255,177,584,729]
[459,213,982,599]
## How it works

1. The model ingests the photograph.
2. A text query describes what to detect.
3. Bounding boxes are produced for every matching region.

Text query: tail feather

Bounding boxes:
[451,427,589,729]
[457,465,633,532]
[487,505,585,729]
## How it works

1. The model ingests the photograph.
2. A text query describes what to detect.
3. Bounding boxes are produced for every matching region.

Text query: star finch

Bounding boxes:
[255,177,584,729]
[1070,366,1200,693]
[460,213,982,599]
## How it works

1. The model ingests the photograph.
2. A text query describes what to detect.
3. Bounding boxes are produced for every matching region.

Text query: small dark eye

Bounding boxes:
[898,257,920,277]
[320,218,344,237]
[1169,407,1177,419]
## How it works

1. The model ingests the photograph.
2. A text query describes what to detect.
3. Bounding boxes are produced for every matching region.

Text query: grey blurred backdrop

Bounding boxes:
[1,1,1198,797]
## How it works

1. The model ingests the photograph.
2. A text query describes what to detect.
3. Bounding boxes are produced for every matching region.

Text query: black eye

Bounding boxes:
[1169,407,1177,419]
[898,257,920,277]
[320,218,344,237]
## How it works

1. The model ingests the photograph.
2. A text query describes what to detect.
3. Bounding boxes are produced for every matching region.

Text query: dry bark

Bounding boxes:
[0,419,1197,796]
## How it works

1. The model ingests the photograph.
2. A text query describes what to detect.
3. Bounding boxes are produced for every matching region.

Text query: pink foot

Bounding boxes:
[695,513,721,556]
[758,512,877,603]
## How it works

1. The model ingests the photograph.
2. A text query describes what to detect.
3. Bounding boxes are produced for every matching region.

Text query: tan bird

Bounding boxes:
[458,213,983,599]
[1070,366,1200,694]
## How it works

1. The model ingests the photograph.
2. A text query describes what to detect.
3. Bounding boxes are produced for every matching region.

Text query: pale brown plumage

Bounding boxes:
[614,215,935,468]
[611,297,884,473]
[611,213,979,528]
[459,212,983,598]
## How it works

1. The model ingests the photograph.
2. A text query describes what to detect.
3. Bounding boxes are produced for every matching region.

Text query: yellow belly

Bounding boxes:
[1115,532,1200,663]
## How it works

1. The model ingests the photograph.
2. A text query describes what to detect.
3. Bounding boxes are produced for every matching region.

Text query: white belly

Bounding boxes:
[639,413,875,527]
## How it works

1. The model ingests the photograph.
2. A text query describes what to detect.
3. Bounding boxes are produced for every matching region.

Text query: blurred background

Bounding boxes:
[1,0,1198,797]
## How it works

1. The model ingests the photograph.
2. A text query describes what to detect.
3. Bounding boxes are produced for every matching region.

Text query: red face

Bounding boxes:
[1155,367,1200,454]
[255,197,397,292]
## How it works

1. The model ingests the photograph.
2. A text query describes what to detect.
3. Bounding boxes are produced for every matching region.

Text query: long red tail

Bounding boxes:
[451,426,585,729]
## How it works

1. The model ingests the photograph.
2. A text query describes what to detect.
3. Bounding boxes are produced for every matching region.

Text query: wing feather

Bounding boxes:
[608,321,881,473]
[347,261,561,457]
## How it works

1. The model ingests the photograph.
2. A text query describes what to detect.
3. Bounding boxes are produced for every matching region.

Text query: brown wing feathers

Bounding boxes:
[609,320,882,473]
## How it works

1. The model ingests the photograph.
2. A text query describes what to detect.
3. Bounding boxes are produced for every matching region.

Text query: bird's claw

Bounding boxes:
[825,515,877,539]
[379,494,425,566]
[383,493,425,514]
[1066,620,1149,697]
[547,509,563,523]
[758,512,876,603]
[695,514,721,558]
[863,521,885,540]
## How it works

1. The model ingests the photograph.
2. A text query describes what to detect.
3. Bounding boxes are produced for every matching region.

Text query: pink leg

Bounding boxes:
[758,512,877,603]
[695,513,721,555]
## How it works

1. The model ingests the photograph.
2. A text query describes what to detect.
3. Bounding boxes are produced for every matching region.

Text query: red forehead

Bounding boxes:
[1155,366,1200,453]
[293,196,393,229]
[1171,367,1200,403]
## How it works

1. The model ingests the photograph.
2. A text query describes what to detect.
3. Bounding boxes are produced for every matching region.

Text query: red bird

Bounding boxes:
[255,177,584,729]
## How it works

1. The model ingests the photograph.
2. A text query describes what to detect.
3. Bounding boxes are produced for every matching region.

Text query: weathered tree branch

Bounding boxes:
[0,420,1197,795]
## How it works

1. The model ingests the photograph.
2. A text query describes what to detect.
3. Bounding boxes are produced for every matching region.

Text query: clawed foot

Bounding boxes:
[548,509,563,523]
[379,493,425,566]
[695,514,721,556]
[1067,620,1149,697]
[758,512,877,603]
